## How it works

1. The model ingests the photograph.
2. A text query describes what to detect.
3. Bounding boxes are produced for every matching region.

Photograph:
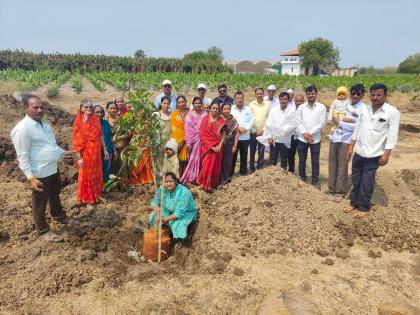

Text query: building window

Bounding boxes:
[291,67,294,72]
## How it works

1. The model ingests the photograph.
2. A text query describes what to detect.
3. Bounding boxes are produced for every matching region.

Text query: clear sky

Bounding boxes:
[1,0,419,68]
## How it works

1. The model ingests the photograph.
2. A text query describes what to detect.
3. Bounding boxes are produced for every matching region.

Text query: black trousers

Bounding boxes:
[288,135,299,173]
[297,140,321,184]
[232,140,249,175]
[350,153,380,211]
[270,142,289,170]
[249,133,265,172]
[31,172,67,234]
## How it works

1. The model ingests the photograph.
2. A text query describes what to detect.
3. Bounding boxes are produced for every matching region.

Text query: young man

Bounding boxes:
[154,79,177,112]
[288,94,305,173]
[11,94,77,242]
[346,83,400,218]
[266,92,297,170]
[249,87,270,172]
[231,91,253,175]
[212,83,234,109]
[263,84,279,109]
[326,84,366,202]
[296,85,326,187]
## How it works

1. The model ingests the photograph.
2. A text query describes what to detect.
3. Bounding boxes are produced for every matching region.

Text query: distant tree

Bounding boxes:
[298,37,340,75]
[134,49,146,59]
[358,66,383,75]
[183,51,210,63]
[207,46,224,62]
[398,53,420,74]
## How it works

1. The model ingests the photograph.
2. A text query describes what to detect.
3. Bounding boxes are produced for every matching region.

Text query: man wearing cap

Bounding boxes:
[154,79,177,112]
[212,83,234,109]
[287,88,295,107]
[288,94,305,173]
[264,84,280,109]
[190,83,212,110]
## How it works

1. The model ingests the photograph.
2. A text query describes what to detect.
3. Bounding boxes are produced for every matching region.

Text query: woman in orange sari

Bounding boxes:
[197,102,226,191]
[73,99,108,209]
[129,113,154,186]
[170,95,189,177]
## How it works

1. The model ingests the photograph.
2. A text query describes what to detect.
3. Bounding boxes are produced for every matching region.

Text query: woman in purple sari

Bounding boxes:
[180,97,208,186]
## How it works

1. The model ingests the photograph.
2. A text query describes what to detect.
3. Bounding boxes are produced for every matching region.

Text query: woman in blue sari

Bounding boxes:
[93,105,116,183]
[149,172,198,240]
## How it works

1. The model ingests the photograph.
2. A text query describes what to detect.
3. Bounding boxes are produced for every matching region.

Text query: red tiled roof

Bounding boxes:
[280,49,299,56]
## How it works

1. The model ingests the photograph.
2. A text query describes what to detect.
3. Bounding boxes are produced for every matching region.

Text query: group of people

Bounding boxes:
[10,79,399,242]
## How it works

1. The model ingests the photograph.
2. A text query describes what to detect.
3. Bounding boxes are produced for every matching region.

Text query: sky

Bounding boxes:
[1,0,419,68]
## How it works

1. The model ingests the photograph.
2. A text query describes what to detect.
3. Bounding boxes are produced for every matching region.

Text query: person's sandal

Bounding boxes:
[352,210,369,219]
[61,217,79,226]
[343,204,356,213]
[39,231,63,243]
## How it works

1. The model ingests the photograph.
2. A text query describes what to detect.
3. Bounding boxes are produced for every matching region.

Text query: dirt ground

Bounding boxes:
[0,79,419,314]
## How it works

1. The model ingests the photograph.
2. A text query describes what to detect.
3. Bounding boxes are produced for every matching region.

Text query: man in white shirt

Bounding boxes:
[231,91,253,175]
[296,85,326,187]
[154,79,177,112]
[288,94,305,173]
[266,92,297,170]
[346,84,400,218]
[287,88,295,108]
[326,84,366,202]
[11,94,77,242]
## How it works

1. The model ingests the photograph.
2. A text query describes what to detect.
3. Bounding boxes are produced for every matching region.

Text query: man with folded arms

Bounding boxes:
[154,79,177,112]
[11,94,77,242]
[345,83,400,218]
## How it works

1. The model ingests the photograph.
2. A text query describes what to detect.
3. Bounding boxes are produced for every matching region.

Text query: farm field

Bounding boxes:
[0,72,420,314]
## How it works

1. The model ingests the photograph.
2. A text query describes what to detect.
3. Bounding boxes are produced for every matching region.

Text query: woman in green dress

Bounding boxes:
[149,172,198,240]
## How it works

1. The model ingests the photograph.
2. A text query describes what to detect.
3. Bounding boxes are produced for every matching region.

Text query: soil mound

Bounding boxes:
[0,94,76,185]
[204,167,420,255]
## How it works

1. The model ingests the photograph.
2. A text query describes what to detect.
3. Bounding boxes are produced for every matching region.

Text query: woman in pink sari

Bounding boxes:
[180,97,208,186]
[197,102,226,191]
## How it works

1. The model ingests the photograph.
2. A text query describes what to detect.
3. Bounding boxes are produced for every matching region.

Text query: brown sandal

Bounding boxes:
[343,204,356,213]
[352,210,369,219]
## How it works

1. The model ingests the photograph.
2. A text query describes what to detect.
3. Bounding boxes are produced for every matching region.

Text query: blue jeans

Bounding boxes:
[350,153,380,211]
[297,140,321,184]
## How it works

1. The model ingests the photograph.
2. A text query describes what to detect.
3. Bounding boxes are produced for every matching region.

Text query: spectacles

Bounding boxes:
[351,92,362,96]
[219,89,226,93]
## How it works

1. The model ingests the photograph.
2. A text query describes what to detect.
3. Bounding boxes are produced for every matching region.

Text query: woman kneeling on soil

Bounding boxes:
[149,172,198,240]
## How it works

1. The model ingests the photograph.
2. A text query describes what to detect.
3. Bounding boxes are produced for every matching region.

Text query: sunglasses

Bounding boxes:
[82,105,93,109]
[198,88,206,92]
[218,89,226,93]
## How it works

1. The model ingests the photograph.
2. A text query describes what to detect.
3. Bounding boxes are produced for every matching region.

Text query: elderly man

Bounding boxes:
[265,92,297,170]
[288,93,305,173]
[263,84,279,109]
[212,83,234,109]
[154,79,177,112]
[326,84,366,202]
[249,87,270,172]
[346,83,400,218]
[190,83,212,110]
[11,94,77,242]
[287,88,295,107]
[296,85,326,187]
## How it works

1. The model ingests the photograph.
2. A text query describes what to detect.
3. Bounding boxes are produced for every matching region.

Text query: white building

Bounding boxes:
[280,49,312,76]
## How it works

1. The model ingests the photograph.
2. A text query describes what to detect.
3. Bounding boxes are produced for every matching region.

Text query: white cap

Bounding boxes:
[162,79,172,86]
[164,138,178,153]
[267,84,277,91]
[287,88,294,94]
[197,83,207,90]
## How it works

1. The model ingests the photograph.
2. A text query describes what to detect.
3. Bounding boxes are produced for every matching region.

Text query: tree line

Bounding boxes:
[0,47,232,74]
